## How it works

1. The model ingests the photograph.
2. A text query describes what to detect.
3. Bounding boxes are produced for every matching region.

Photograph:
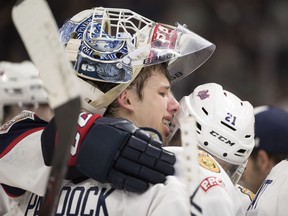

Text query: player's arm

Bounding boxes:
[42,112,177,193]
[1,110,176,197]
[0,110,50,197]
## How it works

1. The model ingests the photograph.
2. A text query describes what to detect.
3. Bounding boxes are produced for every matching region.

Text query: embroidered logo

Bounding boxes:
[200,176,225,192]
[198,151,220,173]
[197,90,209,100]
[0,110,35,133]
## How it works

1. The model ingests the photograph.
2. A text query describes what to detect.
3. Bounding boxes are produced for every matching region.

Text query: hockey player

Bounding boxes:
[0,61,52,125]
[168,83,255,215]
[0,61,52,215]
[0,7,215,215]
[0,60,52,215]
[245,106,288,216]
[240,106,288,193]
[245,159,288,216]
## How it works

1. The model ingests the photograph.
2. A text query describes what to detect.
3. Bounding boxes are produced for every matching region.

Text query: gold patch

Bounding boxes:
[237,185,255,201]
[198,151,220,173]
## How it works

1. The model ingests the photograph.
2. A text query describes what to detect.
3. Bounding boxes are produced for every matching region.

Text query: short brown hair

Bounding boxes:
[104,63,170,117]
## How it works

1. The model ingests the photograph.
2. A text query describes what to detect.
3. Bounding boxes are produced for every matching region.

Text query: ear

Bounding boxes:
[256,149,274,174]
[117,89,134,111]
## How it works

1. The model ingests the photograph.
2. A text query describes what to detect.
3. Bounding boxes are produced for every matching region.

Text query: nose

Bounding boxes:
[168,92,180,114]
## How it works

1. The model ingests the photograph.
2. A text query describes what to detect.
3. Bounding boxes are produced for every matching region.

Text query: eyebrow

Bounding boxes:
[161,83,174,91]
[160,85,171,92]
[163,85,171,90]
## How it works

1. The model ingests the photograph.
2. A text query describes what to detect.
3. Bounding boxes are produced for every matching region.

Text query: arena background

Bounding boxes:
[1,0,288,109]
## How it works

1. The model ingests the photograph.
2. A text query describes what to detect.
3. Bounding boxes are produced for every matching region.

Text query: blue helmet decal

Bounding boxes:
[59,14,132,83]
[75,55,132,83]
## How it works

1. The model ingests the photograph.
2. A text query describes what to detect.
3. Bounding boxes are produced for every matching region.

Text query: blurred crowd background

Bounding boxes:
[1,0,288,109]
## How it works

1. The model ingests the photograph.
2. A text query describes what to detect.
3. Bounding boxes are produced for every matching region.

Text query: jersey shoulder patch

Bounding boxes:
[0,110,35,133]
[198,150,220,173]
[236,184,255,201]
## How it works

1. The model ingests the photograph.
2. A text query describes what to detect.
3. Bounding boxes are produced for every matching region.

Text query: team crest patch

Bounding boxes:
[198,151,220,173]
[197,90,209,100]
[0,110,35,133]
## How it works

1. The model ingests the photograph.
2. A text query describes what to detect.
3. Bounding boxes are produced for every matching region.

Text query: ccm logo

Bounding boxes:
[210,130,235,146]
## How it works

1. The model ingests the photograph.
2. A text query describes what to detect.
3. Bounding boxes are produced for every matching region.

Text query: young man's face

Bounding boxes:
[240,151,272,193]
[126,71,180,141]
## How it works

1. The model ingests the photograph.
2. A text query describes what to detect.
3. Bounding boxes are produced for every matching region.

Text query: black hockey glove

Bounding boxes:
[76,117,176,193]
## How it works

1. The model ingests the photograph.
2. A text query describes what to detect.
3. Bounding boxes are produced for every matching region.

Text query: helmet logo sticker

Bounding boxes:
[144,24,177,65]
[210,130,235,146]
[197,90,210,100]
[63,14,132,83]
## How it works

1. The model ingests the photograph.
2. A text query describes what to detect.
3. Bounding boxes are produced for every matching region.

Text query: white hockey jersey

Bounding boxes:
[0,111,251,216]
[246,159,288,216]
[0,111,191,216]
[3,145,248,216]
[0,186,14,215]
[1,140,247,216]
[170,146,248,216]
[4,176,190,216]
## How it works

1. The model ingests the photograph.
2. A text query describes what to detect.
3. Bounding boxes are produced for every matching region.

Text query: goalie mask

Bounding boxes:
[59,7,216,114]
[0,61,49,123]
[169,83,255,184]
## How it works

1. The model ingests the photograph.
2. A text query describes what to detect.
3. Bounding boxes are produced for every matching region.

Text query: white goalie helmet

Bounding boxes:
[59,7,216,114]
[170,83,255,166]
[0,61,48,123]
